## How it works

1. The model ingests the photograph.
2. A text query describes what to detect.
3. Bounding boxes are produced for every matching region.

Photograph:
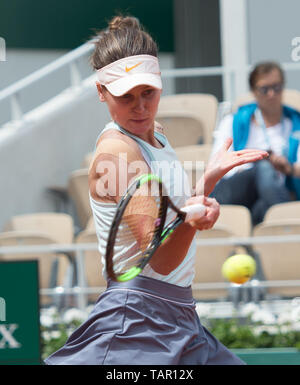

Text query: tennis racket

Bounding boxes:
[105,173,206,282]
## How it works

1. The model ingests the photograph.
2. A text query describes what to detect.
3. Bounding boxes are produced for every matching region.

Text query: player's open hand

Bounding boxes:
[196,138,269,196]
[207,137,268,179]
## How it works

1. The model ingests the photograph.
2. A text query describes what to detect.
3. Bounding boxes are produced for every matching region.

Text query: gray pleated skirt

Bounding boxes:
[44,275,245,365]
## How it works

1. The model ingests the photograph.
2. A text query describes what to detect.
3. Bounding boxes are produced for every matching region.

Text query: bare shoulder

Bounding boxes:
[88,129,148,202]
[154,120,165,135]
[91,129,143,172]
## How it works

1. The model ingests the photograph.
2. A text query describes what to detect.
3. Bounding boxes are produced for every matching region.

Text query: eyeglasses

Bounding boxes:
[255,83,283,95]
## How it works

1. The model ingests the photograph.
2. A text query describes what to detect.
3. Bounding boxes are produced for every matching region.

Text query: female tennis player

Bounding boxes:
[45,16,268,365]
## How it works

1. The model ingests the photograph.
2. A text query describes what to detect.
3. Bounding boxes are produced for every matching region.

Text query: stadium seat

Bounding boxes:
[174,144,212,189]
[252,220,300,298]
[75,229,106,302]
[156,93,218,147]
[3,212,75,305]
[84,216,96,231]
[81,152,94,169]
[4,212,75,244]
[68,168,92,229]
[175,144,212,163]
[0,231,70,305]
[263,201,300,224]
[217,205,252,238]
[192,227,236,301]
[232,89,300,113]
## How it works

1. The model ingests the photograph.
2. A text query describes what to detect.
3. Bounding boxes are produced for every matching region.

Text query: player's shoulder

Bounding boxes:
[96,129,139,155]
[154,120,165,135]
[88,128,148,202]
[89,129,145,176]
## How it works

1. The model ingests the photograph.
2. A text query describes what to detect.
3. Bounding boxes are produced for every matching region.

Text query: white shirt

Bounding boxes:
[90,121,196,287]
[211,113,300,179]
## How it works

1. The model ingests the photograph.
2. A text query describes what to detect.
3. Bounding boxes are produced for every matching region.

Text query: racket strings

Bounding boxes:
[112,180,162,275]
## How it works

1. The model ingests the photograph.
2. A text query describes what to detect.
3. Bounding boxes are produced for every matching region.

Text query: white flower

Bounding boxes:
[50,331,62,339]
[40,314,55,328]
[63,308,88,323]
[40,306,61,326]
[43,306,58,317]
[291,306,300,323]
[277,312,292,325]
[291,321,300,331]
[251,309,276,325]
[240,302,260,317]
[279,325,293,334]
[195,303,211,318]
[42,331,52,341]
[291,297,300,307]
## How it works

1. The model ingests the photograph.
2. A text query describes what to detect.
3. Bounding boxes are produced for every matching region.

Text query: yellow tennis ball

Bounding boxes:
[222,254,256,284]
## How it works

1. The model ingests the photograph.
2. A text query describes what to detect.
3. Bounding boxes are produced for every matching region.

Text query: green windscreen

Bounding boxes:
[0,0,174,52]
[0,260,40,365]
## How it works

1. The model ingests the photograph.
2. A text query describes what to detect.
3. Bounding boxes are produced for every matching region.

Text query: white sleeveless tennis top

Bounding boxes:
[89,121,196,287]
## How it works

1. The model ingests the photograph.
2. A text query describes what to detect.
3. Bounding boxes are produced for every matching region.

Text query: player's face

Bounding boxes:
[253,69,283,112]
[98,84,161,139]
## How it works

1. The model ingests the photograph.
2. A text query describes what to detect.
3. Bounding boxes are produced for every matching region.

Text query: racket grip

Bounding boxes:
[181,203,207,222]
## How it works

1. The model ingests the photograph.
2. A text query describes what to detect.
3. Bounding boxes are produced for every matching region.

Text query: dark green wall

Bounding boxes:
[0,0,174,51]
[174,0,223,99]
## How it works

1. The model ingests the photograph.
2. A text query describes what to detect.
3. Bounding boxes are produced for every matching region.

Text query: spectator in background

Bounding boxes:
[210,61,300,225]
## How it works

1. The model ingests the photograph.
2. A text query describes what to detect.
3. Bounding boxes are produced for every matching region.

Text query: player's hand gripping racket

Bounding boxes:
[105,173,206,282]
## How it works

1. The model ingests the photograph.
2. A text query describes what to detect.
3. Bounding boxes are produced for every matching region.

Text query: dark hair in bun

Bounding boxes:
[90,15,158,70]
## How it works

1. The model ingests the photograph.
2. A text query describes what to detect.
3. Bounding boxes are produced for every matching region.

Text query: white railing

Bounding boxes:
[1,234,300,310]
[0,41,95,121]
[2,39,300,124]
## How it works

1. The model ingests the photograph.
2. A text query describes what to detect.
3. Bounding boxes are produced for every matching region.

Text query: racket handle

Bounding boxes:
[181,203,206,222]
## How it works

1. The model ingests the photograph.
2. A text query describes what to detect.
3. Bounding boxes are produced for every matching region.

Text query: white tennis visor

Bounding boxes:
[96,54,162,96]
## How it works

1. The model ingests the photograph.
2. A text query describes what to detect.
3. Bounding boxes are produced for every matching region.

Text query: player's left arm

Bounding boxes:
[195,138,269,196]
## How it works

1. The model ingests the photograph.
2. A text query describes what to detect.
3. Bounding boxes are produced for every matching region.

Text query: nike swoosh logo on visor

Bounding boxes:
[125,62,142,72]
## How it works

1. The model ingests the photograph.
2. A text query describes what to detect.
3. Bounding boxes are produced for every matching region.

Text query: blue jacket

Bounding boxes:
[232,102,300,199]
